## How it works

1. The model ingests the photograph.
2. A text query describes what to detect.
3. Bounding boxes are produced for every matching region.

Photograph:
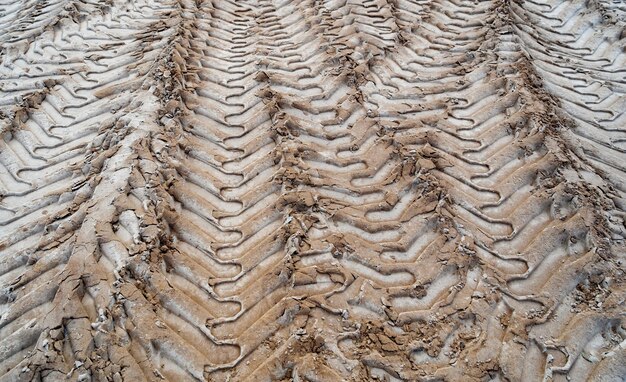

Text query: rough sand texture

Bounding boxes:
[0,0,625,381]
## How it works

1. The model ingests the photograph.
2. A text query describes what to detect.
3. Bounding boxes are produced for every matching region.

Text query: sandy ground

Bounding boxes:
[0,0,625,381]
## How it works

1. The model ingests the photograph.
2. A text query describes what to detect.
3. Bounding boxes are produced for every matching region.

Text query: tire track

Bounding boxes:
[0,0,624,381]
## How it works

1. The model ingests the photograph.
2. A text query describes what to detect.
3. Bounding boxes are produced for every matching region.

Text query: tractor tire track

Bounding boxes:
[0,0,624,381]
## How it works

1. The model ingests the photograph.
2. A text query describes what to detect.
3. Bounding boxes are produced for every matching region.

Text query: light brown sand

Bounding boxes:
[0,0,625,381]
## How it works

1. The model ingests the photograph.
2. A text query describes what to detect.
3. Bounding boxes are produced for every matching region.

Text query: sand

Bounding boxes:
[0,0,625,381]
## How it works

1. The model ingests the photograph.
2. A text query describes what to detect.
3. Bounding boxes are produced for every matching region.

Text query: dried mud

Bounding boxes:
[0,0,625,381]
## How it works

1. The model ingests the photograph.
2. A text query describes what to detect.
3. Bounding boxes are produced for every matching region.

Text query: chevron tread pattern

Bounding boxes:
[0,0,624,381]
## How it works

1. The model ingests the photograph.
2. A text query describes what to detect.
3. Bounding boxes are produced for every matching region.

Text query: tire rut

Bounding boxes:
[0,0,624,381]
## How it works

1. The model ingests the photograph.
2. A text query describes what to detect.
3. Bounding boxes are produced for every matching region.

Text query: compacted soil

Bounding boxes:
[0,0,625,381]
